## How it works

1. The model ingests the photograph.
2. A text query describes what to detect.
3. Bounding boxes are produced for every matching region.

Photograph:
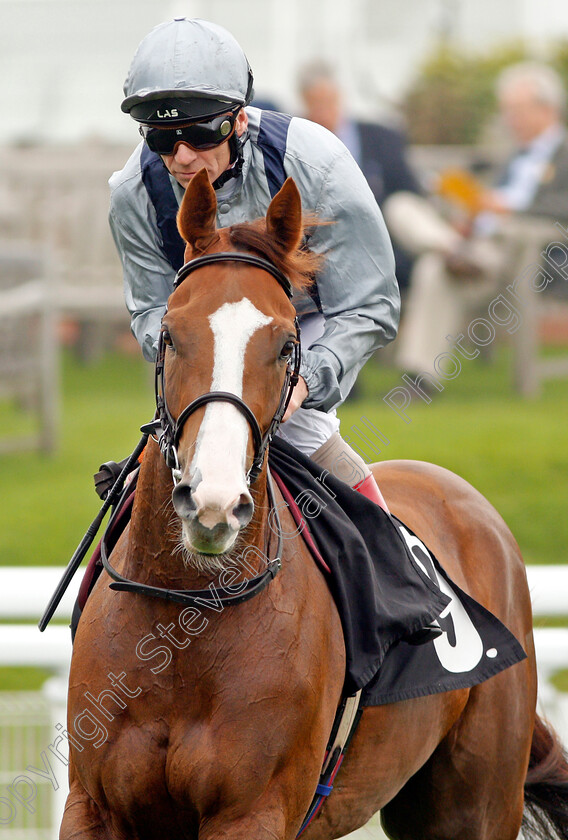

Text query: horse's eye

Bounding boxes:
[279,340,296,360]
[162,328,173,348]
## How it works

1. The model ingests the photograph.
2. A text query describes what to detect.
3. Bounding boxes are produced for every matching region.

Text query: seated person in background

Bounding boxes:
[297,60,423,294]
[389,61,568,382]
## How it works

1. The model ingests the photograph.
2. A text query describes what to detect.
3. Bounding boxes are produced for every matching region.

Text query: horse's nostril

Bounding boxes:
[172,482,197,519]
[233,494,254,528]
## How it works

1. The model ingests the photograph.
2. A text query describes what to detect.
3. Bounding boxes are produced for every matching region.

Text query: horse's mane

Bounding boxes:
[227,217,324,295]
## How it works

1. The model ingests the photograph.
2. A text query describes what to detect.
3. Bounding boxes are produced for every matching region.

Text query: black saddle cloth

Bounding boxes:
[268,438,526,704]
[268,438,450,694]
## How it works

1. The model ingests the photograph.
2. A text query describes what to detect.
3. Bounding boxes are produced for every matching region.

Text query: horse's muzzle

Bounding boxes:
[172,480,254,554]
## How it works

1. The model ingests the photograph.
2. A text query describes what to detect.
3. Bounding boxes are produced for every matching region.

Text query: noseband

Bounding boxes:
[145,251,301,485]
[39,251,300,626]
[99,251,300,610]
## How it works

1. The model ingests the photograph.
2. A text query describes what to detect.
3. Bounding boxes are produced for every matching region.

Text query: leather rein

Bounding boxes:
[101,250,302,609]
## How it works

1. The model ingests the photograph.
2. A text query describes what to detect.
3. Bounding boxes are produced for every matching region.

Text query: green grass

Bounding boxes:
[0,351,153,689]
[340,348,568,565]
[1,343,566,567]
[552,670,568,692]
[0,343,567,690]
[0,351,153,567]
[0,666,52,691]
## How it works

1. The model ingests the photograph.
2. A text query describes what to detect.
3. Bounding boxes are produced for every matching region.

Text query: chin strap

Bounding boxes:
[212,131,248,189]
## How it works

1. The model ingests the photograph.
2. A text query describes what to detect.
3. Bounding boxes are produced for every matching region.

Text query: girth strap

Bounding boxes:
[297,690,363,836]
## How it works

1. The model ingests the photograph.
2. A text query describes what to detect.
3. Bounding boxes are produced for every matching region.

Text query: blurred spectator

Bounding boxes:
[391,61,568,381]
[297,61,422,292]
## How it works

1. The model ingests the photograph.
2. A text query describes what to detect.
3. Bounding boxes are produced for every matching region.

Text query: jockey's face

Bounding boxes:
[161,109,248,188]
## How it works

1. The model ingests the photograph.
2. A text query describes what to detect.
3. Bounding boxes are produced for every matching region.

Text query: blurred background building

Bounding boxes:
[2,0,568,146]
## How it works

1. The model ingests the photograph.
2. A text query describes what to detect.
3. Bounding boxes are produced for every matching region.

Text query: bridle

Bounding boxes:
[39,249,301,626]
[145,251,301,485]
[99,250,302,610]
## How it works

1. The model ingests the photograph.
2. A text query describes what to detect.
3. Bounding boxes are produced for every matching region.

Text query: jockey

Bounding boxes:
[109,17,398,511]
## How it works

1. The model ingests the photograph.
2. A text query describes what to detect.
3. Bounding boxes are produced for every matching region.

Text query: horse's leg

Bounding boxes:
[380,664,534,840]
[370,459,536,840]
[197,765,340,840]
[199,808,288,840]
[301,689,470,840]
[60,763,109,840]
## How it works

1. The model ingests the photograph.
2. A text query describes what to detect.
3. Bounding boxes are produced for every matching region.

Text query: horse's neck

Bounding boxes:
[124,441,269,589]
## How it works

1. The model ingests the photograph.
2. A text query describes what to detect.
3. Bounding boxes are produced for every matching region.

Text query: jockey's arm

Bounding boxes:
[109,177,173,362]
[298,149,399,413]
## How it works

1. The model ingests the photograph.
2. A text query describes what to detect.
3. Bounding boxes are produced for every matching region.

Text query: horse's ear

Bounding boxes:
[266,177,303,254]
[176,168,218,253]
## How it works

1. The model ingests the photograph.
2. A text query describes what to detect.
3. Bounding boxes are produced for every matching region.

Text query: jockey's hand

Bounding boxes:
[283,375,308,422]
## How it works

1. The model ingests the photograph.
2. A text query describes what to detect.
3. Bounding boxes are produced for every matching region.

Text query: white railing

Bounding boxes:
[524,566,568,739]
[0,565,566,840]
[0,570,78,840]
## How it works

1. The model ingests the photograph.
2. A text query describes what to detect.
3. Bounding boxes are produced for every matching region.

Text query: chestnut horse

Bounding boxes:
[63,170,568,840]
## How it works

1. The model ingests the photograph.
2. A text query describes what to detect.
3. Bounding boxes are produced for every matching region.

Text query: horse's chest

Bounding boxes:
[70,558,344,828]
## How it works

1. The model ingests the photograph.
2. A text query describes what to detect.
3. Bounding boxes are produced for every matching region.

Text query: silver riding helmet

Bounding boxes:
[121,17,254,126]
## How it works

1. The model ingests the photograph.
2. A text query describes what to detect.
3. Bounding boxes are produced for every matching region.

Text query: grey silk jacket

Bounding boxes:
[108,107,399,413]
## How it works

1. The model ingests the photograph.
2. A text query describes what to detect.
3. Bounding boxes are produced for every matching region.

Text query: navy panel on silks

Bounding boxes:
[257,111,292,198]
[140,145,186,271]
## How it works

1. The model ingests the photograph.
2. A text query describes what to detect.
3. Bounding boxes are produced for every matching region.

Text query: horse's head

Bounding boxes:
[159,169,320,560]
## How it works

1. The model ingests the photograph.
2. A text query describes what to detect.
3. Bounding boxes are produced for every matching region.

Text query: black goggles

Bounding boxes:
[139,112,237,155]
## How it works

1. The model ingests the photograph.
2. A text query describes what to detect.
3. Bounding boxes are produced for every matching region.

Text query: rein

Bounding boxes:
[99,468,284,608]
[146,251,301,485]
[39,250,299,628]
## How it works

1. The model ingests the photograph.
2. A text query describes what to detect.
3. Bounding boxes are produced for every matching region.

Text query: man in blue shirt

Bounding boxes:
[393,61,568,379]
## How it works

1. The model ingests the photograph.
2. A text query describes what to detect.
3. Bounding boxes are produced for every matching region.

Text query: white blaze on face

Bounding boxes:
[189,298,273,526]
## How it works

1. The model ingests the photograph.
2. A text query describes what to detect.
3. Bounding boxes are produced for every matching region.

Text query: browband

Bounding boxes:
[174,251,294,298]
